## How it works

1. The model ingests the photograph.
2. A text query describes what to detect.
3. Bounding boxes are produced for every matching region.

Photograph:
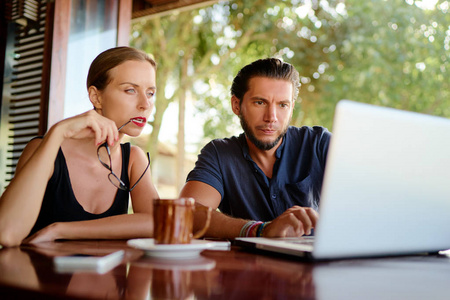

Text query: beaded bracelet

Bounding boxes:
[239,221,256,237]
[246,221,262,237]
[256,221,270,237]
[239,221,263,237]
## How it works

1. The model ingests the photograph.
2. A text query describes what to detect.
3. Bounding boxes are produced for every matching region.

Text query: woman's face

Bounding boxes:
[95,59,156,137]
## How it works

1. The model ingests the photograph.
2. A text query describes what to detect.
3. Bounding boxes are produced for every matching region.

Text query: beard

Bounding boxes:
[239,114,290,151]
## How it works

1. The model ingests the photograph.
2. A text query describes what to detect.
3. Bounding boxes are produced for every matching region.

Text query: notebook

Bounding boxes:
[235,100,450,260]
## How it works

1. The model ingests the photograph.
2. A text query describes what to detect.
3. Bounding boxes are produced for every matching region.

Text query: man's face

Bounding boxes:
[232,76,294,151]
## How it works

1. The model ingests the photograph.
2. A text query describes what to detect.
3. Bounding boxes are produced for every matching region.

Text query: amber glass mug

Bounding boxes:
[153,198,212,244]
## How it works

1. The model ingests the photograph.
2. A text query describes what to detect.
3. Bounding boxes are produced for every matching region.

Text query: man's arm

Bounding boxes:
[180,181,247,238]
[180,181,318,238]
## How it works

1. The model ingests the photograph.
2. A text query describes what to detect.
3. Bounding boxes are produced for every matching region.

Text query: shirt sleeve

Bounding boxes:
[186,140,225,198]
[316,126,332,167]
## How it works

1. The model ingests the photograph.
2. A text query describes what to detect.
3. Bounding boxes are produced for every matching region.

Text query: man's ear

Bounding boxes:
[231,95,241,116]
[88,86,102,110]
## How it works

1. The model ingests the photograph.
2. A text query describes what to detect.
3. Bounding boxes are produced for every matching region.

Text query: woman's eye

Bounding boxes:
[146,91,155,98]
[125,88,136,93]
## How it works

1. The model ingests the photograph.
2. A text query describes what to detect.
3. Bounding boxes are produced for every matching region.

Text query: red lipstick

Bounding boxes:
[130,117,147,127]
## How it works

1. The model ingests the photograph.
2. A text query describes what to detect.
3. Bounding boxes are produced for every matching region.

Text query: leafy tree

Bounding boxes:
[320,0,450,129]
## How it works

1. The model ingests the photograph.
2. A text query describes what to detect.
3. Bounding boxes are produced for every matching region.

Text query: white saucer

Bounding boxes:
[127,238,214,259]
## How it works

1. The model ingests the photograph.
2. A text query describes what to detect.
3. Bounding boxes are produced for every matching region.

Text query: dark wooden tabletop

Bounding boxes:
[0,239,449,299]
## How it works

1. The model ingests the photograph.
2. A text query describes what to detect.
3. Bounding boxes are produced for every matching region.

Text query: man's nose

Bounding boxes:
[264,105,278,122]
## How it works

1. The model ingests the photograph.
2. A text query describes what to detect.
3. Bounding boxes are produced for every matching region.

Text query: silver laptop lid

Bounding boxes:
[314,100,450,259]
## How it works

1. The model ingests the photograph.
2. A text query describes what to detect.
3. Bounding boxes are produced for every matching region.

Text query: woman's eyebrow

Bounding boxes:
[119,81,138,86]
[119,82,156,89]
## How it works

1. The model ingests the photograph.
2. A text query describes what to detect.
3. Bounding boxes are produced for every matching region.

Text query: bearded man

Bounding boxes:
[180,58,331,238]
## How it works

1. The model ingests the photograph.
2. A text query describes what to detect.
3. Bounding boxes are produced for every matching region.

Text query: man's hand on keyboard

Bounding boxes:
[263,206,318,238]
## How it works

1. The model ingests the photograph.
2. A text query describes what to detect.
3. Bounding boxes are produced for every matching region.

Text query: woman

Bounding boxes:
[0,47,159,247]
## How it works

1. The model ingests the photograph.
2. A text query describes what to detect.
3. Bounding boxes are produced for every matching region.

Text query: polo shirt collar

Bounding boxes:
[238,133,252,160]
[275,131,288,159]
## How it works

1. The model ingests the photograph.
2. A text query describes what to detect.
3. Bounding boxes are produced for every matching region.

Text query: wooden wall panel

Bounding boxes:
[46,0,71,128]
[118,0,132,46]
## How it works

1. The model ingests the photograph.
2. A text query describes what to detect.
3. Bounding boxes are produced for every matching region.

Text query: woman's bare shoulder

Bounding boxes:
[15,138,44,171]
[129,144,147,160]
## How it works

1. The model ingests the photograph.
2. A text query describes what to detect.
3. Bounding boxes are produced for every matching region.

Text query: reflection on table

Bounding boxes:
[0,240,449,299]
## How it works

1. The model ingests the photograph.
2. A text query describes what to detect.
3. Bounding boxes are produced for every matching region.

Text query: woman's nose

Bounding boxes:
[138,93,153,110]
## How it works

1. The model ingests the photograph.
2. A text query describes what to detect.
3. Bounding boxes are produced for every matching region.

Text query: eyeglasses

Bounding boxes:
[97,120,150,192]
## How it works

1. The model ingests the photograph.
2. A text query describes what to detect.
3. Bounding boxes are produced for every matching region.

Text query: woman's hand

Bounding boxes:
[55,110,119,146]
[22,223,63,244]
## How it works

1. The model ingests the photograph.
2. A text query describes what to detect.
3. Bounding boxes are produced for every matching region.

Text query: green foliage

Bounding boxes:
[131,0,450,153]
[322,0,450,129]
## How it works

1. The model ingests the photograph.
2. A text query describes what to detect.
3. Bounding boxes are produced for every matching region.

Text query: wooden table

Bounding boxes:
[0,240,449,299]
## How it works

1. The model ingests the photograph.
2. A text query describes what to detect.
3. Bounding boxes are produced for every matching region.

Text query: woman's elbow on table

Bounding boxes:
[0,229,25,247]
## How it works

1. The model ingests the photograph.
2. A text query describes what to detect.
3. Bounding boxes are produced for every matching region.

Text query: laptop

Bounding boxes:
[236,100,450,260]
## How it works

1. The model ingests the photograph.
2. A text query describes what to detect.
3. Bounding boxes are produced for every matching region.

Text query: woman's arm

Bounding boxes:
[23,145,159,244]
[127,145,158,216]
[0,111,120,247]
[0,128,62,246]
[23,213,154,244]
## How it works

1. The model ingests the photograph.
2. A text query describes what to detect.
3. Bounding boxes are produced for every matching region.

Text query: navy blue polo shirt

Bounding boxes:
[186,126,331,221]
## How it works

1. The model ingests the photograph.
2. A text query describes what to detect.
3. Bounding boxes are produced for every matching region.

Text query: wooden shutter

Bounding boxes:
[1,0,48,190]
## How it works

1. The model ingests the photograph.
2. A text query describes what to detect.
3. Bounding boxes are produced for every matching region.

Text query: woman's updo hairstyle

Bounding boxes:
[86,46,156,91]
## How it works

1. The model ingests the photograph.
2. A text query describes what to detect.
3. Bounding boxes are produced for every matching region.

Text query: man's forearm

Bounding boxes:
[194,209,248,239]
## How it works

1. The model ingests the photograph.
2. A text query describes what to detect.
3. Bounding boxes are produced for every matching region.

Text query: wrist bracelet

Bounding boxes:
[247,221,262,237]
[256,221,270,237]
[239,221,264,237]
[239,221,256,237]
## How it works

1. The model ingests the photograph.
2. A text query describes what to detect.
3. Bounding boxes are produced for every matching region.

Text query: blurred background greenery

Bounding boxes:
[128,0,450,195]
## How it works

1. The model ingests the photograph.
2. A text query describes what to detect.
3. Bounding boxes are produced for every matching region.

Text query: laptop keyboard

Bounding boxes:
[276,237,315,246]
[290,238,315,246]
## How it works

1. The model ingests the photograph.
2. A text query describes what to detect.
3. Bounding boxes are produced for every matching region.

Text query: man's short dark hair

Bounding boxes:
[230,58,300,104]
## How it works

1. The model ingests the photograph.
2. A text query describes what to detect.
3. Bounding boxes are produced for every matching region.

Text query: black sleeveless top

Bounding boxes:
[29,143,131,236]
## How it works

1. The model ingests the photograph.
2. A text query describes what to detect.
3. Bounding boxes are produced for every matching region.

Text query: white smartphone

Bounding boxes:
[53,250,125,274]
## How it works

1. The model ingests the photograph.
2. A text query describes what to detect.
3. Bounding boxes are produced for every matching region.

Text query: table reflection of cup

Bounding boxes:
[152,268,193,299]
[154,198,211,244]
[135,257,216,300]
